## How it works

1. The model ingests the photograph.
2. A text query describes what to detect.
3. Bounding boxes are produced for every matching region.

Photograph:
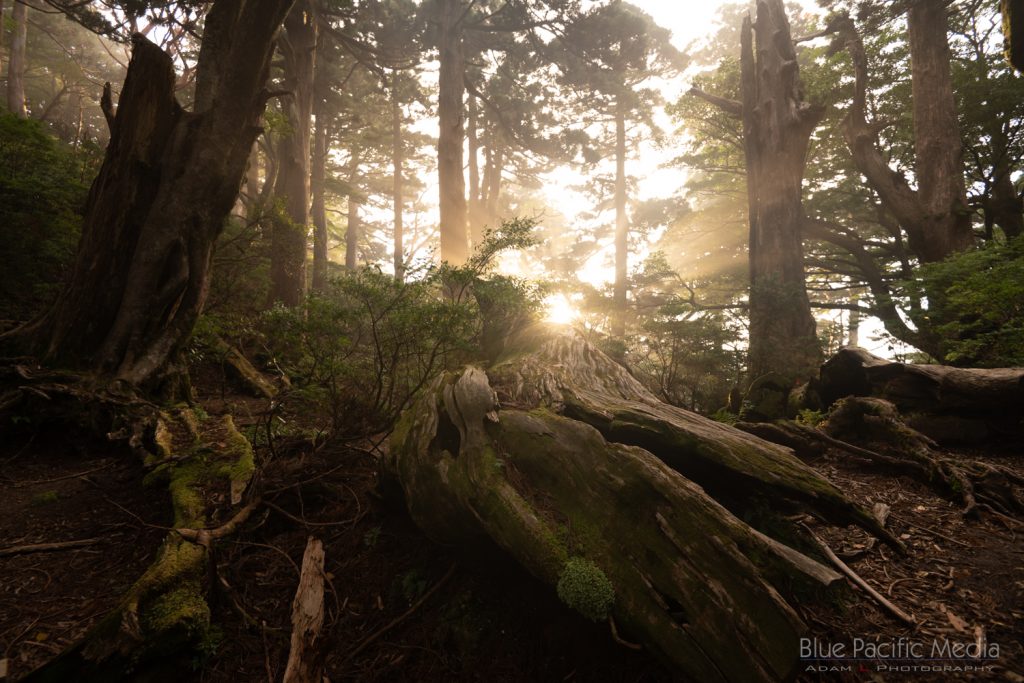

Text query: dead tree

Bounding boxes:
[383,325,903,682]
[691,0,822,384]
[2,0,294,398]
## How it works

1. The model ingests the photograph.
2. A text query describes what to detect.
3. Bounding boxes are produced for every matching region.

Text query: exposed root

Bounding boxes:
[741,398,1024,520]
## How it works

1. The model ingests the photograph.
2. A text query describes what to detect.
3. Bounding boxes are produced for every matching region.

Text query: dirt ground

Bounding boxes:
[1,376,1021,682]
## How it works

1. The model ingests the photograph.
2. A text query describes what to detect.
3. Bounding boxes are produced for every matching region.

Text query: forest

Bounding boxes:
[0,0,1022,680]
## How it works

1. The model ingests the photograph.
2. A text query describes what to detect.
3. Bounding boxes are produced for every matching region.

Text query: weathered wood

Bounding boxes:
[283,537,325,683]
[818,347,1024,442]
[384,326,894,681]
[739,0,823,381]
[487,327,899,546]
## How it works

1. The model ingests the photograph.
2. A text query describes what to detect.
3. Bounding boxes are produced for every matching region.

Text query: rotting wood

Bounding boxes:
[282,537,326,683]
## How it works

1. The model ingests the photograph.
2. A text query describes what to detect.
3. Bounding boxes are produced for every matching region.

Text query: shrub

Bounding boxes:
[911,237,1024,367]
[0,112,95,321]
[260,268,477,437]
[556,557,615,622]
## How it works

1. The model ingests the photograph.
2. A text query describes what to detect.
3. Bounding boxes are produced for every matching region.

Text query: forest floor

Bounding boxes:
[0,370,1021,682]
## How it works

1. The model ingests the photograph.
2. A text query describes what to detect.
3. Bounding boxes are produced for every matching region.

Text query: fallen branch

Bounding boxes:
[801,523,915,626]
[0,538,104,557]
[177,497,263,546]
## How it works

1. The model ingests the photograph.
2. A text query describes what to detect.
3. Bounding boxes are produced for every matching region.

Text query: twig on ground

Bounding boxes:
[0,538,104,557]
[801,523,916,626]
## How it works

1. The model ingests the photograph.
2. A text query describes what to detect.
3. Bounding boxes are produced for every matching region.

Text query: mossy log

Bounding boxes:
[24,408,256,682]
[383,327,911,681]
[818,347,1024,443]
[210,336,278,399]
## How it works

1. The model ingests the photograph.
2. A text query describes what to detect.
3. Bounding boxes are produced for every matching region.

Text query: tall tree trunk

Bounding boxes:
[906,0,973,261]
[269,0,317,306]
[838,7,972,264]
[7,0,27,119]
[2,0,294,396]
[437,0,468,264]
[612,96,628,339]
[311,113,328,292]
[484,127,504,227]
[741,1,823,383]
[467,94,484,248]
[989,128,1023,239]
[345,147,361,271]
[243,142,260,216]
[391,70,405,281]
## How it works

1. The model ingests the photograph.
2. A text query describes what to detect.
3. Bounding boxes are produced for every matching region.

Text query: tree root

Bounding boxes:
[739,397,1024,519]
[20,403,260,682]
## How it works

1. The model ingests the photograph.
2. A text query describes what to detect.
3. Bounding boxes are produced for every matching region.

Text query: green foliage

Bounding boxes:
[261,268,477,437]
[626,253,744,414]
[0,112,93,320]
[556,557,615,622]
[911,237,1024,366]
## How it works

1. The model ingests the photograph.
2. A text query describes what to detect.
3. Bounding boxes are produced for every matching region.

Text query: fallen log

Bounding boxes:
[383,326,895,681]
[817,347,1024,443]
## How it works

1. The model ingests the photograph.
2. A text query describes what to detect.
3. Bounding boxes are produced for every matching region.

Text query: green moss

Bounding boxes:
[556,557,615,621]
[215,415,255,486]
[168,461,207,527]
[143,583,209,634]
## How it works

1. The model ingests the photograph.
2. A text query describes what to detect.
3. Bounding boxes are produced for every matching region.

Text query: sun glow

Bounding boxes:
[544,293,579,325]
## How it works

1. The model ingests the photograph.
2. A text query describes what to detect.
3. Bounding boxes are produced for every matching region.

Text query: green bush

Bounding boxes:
[556,557,615,622]
[260,268,478,437]
[912,237,1024,366]
[0,112,95,321]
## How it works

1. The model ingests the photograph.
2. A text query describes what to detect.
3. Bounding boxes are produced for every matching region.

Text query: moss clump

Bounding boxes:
[215,415,255,486]
[556,557,615,621]
[143,582,209,635]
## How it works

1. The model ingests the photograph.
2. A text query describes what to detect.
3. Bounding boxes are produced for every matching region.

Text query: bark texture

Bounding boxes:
[4,1,293,395]
[837,7,973,264]
[740,0,823,382]
[384,325,907,681]
[283,538,326,683]
[311,111,329,293]
[392,70,406,281]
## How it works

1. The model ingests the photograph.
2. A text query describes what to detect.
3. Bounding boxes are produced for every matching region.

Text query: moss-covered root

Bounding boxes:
[825,397,1024,518]
[387,368,843,682]
[23,408,256,682]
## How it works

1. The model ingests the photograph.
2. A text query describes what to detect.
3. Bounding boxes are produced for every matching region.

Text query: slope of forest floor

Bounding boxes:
[0,371,1021,682]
